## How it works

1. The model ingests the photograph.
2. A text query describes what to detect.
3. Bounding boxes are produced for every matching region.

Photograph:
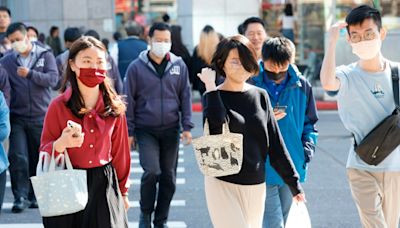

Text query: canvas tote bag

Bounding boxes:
[192,119,243,177]
[31,146,88,217]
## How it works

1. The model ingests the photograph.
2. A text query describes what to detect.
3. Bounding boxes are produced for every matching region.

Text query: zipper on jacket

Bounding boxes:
[160,77,164,127]
[27,50,46,120]
[276,89,287,107]
[28,80,32,120]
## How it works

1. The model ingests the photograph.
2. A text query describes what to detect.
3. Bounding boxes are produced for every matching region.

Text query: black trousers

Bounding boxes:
[0,170,6,210]
[42,163,128,228]
[135,127,180,226]
[8,117,42,201]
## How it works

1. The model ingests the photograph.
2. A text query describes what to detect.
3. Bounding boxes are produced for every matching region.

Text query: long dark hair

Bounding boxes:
[284,3,293,16]
[60,36,126,118]
[170,25,191,65]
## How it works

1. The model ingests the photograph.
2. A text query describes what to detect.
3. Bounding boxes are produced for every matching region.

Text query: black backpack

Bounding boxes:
[354,64,400,166]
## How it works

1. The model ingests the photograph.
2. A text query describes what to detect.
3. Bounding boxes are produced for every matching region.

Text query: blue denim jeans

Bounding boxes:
[282,29,295,43]
[263,184,293,228]
[135,127,180,226]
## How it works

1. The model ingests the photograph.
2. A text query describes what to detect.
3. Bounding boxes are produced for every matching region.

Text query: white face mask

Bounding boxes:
[350,38,381,60]
[151,42,171,58]
[29,37,38,43]
[11,39,28,53]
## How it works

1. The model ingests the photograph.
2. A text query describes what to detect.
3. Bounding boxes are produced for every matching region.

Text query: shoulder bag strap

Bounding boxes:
[390,63,399,107]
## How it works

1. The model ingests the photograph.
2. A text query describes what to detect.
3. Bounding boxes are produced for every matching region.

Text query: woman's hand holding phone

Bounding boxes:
[53,121,85,152]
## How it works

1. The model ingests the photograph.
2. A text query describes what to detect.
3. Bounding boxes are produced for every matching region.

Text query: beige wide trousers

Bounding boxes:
[204,176,266,228]
[347,168,400,228]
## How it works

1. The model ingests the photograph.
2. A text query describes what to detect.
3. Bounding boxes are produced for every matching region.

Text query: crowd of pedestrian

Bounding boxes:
[0,3,398,228]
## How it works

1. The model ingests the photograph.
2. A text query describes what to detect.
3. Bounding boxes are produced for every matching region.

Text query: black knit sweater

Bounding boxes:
[203,86,302,195]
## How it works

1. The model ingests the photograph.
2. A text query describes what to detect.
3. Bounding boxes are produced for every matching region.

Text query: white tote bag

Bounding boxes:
[285,202,312,228]
[192,119,243,177]
[31,146,88,217]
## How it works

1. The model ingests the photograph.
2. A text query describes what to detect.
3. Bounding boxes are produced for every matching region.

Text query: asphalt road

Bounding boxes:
[0,111,364,228]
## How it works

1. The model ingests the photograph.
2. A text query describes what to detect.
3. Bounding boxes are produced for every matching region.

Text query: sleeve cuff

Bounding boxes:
[183,125,192,132]
[26,70,33,79]
[128,130,135,137]
[120,186,129,196]
[288,182,303,196]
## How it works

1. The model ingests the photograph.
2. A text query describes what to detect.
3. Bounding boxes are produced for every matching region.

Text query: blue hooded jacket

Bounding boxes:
[251,63,318,185]
[0,91,10,173]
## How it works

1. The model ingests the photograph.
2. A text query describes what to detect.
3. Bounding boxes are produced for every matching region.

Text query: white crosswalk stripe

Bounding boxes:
[132,167,185,173]
[131,150,184,156]
[0,221,187,228]
[130,178,186,185]
[130,221,187,228]
[131,158,184,164]
[2,144,187,227]
[2,200,186,210]
[5,178,186,188]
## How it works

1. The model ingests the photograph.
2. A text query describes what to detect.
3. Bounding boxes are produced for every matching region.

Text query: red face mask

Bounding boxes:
[78,68,107,88]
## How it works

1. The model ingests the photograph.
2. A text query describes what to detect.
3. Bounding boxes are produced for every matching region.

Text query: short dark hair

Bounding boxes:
[262,37,294,66]
[84,29,100,40]
[38,33,45,43]
[212,35,259,77]
[149,22,171,38]
[346,5,382,33]
[101,38,109,49]
[64,27,82,43]
[49,26,59,36]
[27,26,39,37]
[0,7,11,17]
[113,31,122,41]
[125,22,143,37]
[162,13,170,23]
[242,17,265,34]
[6,22,27,37]
[237,23,244,35]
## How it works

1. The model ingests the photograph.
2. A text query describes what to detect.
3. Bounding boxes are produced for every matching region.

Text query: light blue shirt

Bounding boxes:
[335,62,400,172]
[17,43,36,68]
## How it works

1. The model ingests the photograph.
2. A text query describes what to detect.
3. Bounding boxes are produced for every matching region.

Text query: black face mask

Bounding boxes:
[265,70,287,81]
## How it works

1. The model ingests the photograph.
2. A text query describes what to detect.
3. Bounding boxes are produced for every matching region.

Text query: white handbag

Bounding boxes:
[192,119,243,177]
[36,151,65,175]
[31,146,88,217]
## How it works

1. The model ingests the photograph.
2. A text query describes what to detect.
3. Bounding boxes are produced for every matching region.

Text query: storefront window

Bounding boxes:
[296,0,400,82]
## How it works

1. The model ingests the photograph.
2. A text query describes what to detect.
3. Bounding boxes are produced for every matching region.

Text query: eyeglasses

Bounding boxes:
[350,30,378,43]
[229,59,241,65]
